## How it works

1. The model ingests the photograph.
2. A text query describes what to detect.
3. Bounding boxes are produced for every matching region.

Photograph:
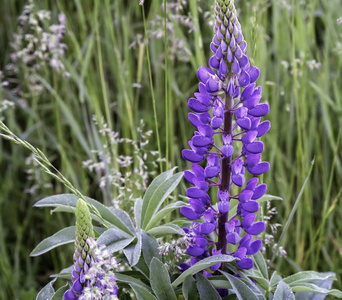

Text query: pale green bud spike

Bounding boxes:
[75,199,94,254]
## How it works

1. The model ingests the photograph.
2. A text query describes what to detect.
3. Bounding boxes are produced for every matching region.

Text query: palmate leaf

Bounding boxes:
[141,169,183,229]
[34,194,134,236]
[150,258,177,300]
[30,226,75,257]
[172,255,235,288]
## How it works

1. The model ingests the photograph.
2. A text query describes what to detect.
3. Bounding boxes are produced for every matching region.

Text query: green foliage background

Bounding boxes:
[0,0,341,298]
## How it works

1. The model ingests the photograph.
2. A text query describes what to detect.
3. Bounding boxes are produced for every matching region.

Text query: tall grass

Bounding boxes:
[0,0,341,298]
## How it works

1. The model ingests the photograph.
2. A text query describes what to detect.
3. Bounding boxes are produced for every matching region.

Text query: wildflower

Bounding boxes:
[64,199,118,300]
[181,0,270,271]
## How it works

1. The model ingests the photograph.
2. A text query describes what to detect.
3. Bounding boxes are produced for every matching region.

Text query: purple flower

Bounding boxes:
[181,0,270,271]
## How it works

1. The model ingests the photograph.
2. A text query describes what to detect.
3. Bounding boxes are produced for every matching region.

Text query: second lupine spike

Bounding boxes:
[181,0,270,272]
[64,199,95,300]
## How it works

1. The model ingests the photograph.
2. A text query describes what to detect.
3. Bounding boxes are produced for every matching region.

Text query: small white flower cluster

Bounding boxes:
[159,238,186,262]
[2,0,68,98]
[79,238,119,300]
[83,117,162,212]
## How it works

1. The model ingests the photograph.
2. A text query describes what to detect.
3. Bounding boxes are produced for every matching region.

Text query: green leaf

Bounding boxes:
[183,276,199,300]
[50,265,73,279]
[253,251,268,280]
[141,231,161,268]
[36,279,56,300]
[291,283,342,297]
[134,198,143,229]
[123,230,142,266]
[51,284,69,300]
[273,281,295,300]
[258,194,283,203]
[35,194,134,236]
[221,272,262,300]
[196,273,222,300]
[109,207,136,233]
[30,226,75,257]
[141,168,176,222]
[97,228,135,253]
[270,271,283,288]
[147,224,185,237]
[282,271,336,286]
[144,201,185,231]
[115,273,152,292]
[150,257,177,300]
[172,255,235,288]
[141,171,183,229]
[295,272,337,300]
[130,283,158,300]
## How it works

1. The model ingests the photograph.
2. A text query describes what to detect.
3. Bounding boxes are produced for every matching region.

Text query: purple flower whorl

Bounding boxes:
[181,0,270,271]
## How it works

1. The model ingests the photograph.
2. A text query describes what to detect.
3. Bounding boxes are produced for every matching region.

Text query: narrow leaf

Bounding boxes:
[134,198,143,229]
[36,279,56,300]
[130,283,158,300]
[283,271,336,286]
[196,273,222,300]
[30,226,75,257]
[291,283,342,297]
[253,251,268,280]
[273,281,295,300]
[141,231,161,268]
[142,172,183,229]
[141,168,176,223]
[222,272,262,300]
[144,201,185,231]
[51,284,69,300]
[150,257,177,300]
[147,224,185,237]
[97,228,135,253]
[183,276,199,300]
[123,230,142,266]
[115,273,152,292]
[172,255,235,288]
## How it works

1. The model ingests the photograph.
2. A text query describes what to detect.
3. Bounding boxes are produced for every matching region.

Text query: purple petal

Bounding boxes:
[215,46,223,59]
[232,57,240,74]
[227,47,233,62]
[197,66,214,83]
[200,222,216,235]
[192,163,205,177]
[232,174,245,187]
[236,31,244,44]
[198,125,214,138]
[222,144,234,157]
[187,245,205,256]
[195,92,212,107]
[239,190,253,203]
[226,232,240,244]
[189,199,205,214]
[182,149,204,163]
[249,66,260,83]
[184,170,195,185]
[188,98,209,113]
[246,239,263,255]
[248,103,270,117]
[256,121,271,137]
[72,277,83,293]
[246,178,258,190]
[237,257,254,269]
[235,106,248,119]
[242,213,256,228]
[235,45,242,58]
[240,83,256,101]
[234,247,247,259]
[245,221,266,235]
[241,200,260,213]
[63,290,78,300]
[179,262,191,272]
[204,166,220,178]
[241,130,258,144]
[188,113,201,128]
[219,59,228,75]
[206,78,220,93]
[211,116,223,129]
[180,207,201,220]
[238,69,250,87]
[210,42,217,53]
[192,136,212,147]
[245,141,264,154]
[239,234,252,248]
[244,94,261,110]
[252,184,267,200]
[237,117,251,130]
[246,153,261,166]
[248,162,270,175]
[209,56,220,69]
[239,54,249,68]
[186,187,207,199]
[218,200,230,214]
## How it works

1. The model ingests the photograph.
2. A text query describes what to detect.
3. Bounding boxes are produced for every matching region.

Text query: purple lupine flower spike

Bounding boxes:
[181,0,270,272]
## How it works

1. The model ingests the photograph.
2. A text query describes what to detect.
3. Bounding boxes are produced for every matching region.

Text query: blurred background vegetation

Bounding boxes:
[0,0,341,298]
